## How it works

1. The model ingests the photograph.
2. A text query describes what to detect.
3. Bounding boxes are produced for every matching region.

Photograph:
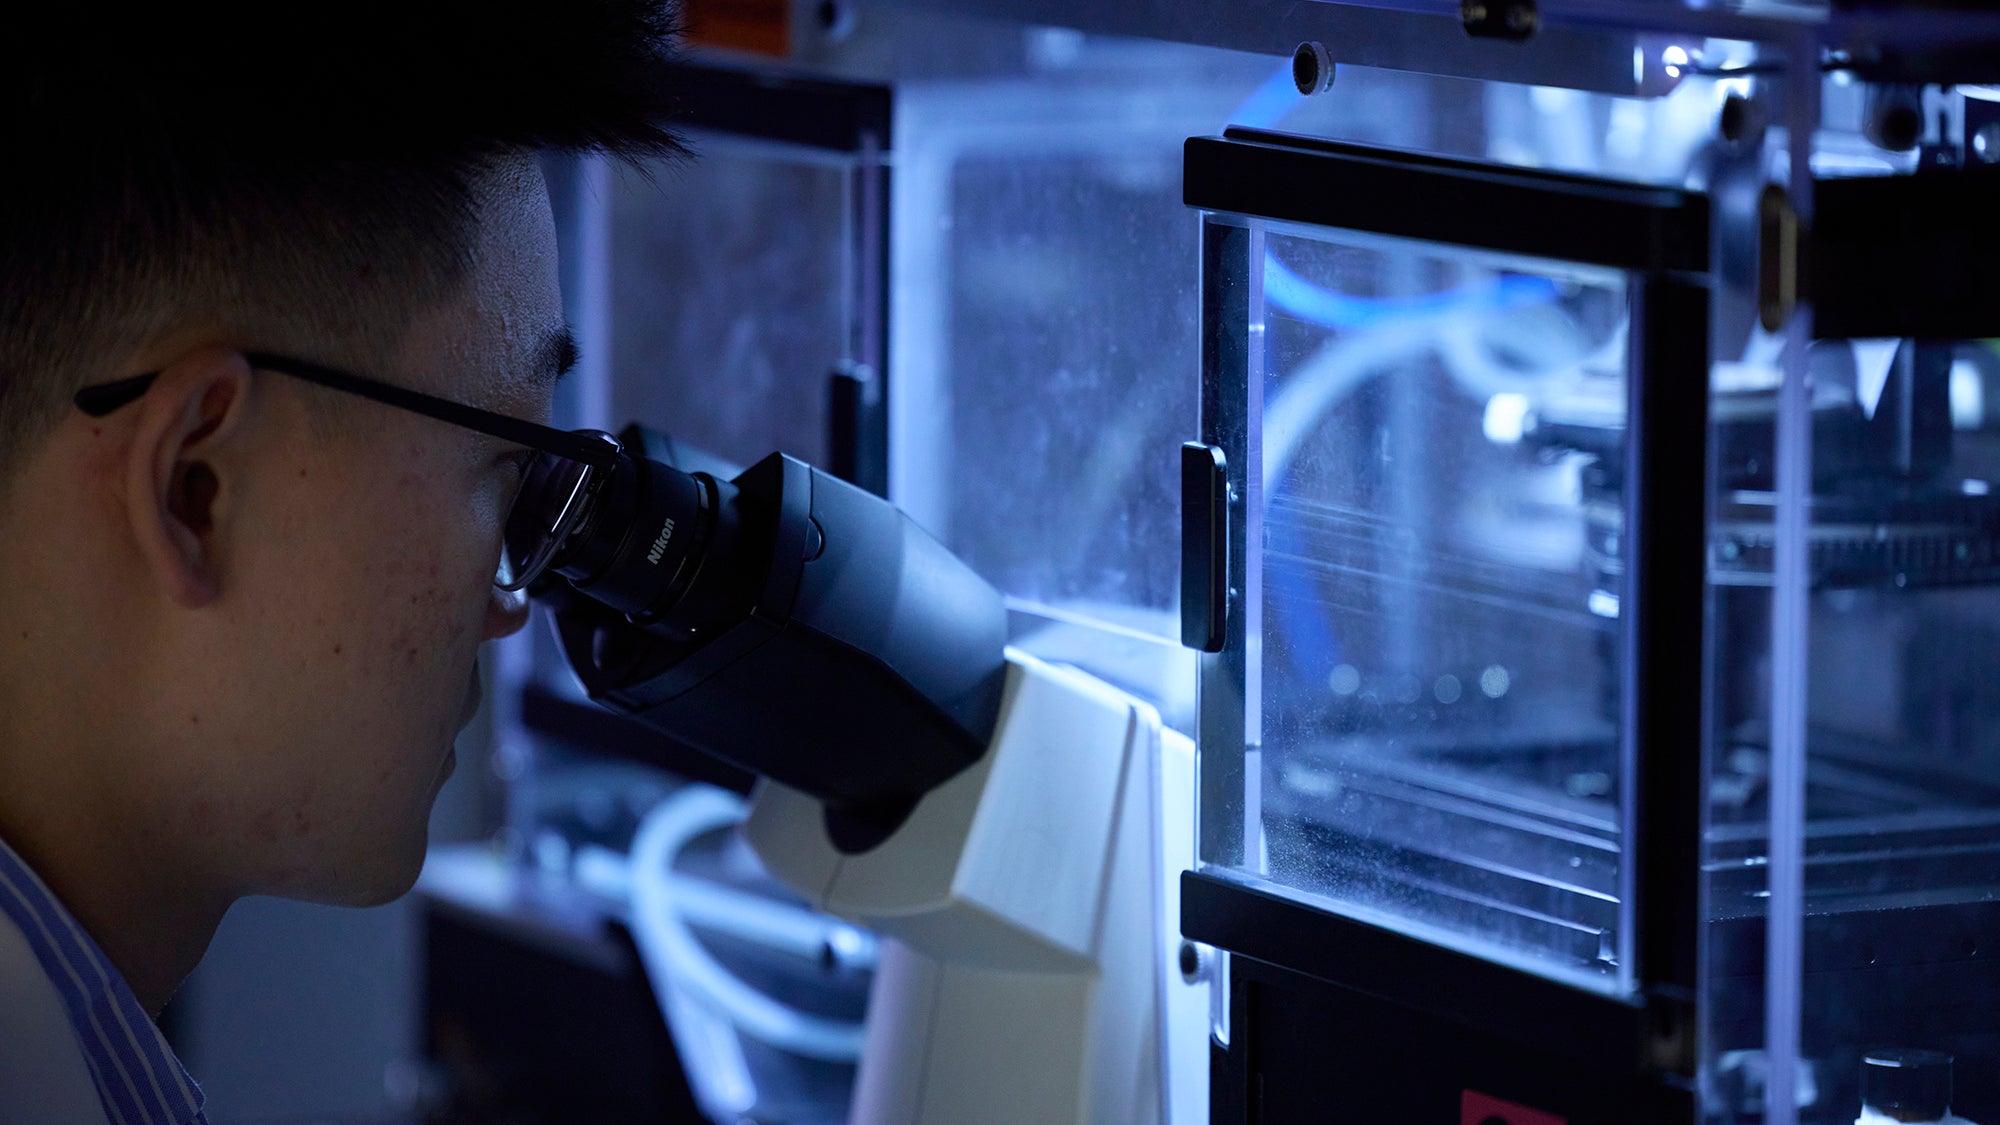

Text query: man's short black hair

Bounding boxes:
[0,2,688,475]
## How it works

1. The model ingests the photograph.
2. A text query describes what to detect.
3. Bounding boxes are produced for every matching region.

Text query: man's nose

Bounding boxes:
[483,584,532,641]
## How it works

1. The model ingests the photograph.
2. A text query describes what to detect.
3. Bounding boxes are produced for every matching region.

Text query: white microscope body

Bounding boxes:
[743,649,1207,1125]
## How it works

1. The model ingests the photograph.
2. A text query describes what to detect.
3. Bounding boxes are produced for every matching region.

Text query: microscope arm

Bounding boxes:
[743,650,1208,1125]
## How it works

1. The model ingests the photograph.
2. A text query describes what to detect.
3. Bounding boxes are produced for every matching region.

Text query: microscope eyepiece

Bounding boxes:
[538,445,747,641]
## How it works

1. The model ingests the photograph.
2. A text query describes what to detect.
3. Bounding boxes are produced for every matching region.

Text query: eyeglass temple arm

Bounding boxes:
[73,374,156,417]
[73,358,618,468]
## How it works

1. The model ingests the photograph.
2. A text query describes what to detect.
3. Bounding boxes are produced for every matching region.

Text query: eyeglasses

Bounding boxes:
[73,351,622,591]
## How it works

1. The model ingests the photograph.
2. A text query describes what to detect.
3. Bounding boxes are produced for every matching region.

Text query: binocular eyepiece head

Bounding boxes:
[526,425,1010,854]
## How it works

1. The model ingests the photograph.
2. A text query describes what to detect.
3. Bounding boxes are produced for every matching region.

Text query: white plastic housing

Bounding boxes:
[743,650,1205,1125]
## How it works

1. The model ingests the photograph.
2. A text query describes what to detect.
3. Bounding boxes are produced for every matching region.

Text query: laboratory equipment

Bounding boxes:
[440,44,1241,1119]
[594,61,891,491]
[444,4,2000,1124]
[1169,7,2000,1125]
[1182,126,1709,1121]
[477,405,1197,1118]
[427,418,1210,1123]
[520,420,1208,1123]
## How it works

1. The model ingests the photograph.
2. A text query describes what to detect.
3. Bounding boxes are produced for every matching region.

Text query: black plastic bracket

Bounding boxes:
[1185,128,1709,275]
[829,363,889,499]
[674,61,891,153]
[1181,441,1229,653]
[1809,165,2000,338]
[1461,0,1538,40]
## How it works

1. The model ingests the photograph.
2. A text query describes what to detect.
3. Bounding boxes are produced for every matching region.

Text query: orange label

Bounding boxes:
[684,0,789,57]
[1463,1090,1567,1125]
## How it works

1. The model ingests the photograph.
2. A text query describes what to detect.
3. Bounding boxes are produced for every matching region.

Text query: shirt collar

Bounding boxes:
[0,834,207,1125]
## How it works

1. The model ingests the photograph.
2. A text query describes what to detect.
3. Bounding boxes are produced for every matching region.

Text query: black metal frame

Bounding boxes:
[1185,871,1659,1073]
[1183,127,1712,1103]
[1207,940,1698,1125]
[1184,129,1710,274]
[1624,273,1712,1076]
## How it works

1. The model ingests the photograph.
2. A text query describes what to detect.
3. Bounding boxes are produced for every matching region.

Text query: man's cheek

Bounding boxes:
[386,551,458,662]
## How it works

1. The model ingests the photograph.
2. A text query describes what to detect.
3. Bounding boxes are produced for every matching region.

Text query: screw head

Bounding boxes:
[1461,0,1535,40]
[815,0,857,41]
[1178,940,1213,983]
[1291,41,1334,96]
[1975,122,2000,163]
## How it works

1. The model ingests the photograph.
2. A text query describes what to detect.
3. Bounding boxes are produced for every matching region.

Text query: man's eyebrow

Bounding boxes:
[528,324,581,389]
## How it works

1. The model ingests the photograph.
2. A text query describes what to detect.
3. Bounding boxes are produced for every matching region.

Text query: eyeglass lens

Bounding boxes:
[496,451,594,590]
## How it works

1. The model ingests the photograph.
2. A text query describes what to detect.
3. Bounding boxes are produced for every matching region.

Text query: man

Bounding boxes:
[0,5,686,1121]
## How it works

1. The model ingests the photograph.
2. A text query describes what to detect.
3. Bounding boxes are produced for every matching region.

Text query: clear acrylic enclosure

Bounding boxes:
[1216,218,1640,992]
[889,58,1258,647]
[886,46,1506,724]
[603,141,855,471]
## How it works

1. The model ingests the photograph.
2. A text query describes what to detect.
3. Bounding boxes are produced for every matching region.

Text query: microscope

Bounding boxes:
[524,424,1207,1125]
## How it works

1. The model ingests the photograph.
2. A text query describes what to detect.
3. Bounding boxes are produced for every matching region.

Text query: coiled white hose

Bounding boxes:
[626,784,869,1062]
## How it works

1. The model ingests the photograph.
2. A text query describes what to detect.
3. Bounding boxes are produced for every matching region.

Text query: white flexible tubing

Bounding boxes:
[1263,301,1627,496]
[1433,310,1628,403]
[626,784,869,1062]
[1261,320,1437,493]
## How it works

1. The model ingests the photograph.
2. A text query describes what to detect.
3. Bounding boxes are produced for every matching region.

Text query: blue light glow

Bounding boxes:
[1263,255,1562,330]
[1229,62,1303,130]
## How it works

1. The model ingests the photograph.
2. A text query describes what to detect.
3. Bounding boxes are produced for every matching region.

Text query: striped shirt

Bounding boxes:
[0,835,207,1125]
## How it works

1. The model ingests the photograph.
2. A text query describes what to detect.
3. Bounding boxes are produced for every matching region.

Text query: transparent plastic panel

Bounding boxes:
[1245,223,1635,993]
[886,46,1282,724]
[890,69,1242,645]
[1706,337,2000,1124]
[606,141,853,470]
[1704,70,2000,1123]
[1789,335,2000,1123]
[886,45,1492,727]
[935,149,1194,619]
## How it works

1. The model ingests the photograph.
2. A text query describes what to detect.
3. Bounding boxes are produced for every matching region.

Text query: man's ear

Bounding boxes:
[123,349,256,609]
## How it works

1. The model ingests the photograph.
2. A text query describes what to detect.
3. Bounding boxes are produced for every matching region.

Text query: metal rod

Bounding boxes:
[1764,28,1821,1125]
